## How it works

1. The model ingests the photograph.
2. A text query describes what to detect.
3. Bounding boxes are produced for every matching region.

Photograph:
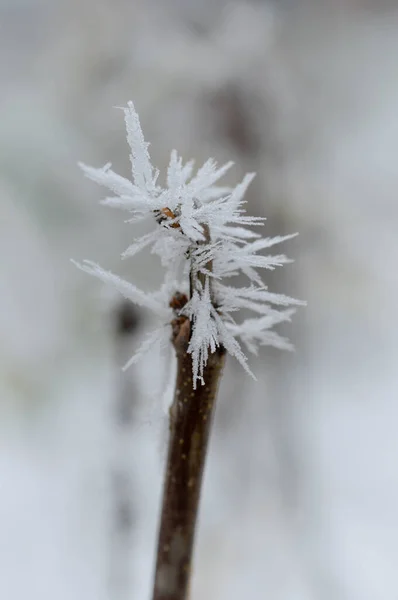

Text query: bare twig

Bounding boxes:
[152,221,225,600]
[152,315,226,600]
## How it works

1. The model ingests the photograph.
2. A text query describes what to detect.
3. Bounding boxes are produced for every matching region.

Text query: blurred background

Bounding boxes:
[1,0,398,598]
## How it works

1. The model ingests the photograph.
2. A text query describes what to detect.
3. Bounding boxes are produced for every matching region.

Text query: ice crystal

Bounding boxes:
[73,102,305,387]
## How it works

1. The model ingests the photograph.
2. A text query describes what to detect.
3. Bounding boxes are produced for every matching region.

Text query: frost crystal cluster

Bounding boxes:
[73,102,304,387]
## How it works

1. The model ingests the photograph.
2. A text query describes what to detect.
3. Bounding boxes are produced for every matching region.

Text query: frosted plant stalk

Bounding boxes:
[72,102,304,600]
[73,101,304,387]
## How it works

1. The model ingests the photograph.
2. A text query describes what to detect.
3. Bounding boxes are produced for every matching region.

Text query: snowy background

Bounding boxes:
[1,1,398,599]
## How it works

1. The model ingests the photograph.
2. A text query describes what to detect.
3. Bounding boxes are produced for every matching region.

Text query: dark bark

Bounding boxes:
[152,318,226,600]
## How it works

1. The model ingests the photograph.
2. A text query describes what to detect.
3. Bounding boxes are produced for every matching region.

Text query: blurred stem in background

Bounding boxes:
[152,312,225,600]
[109,301,140,600]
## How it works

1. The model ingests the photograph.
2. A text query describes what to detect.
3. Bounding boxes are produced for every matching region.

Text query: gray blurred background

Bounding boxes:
[1,1,398,599]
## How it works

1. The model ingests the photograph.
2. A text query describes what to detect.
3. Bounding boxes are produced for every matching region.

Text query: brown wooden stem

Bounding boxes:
[151,319,226,600]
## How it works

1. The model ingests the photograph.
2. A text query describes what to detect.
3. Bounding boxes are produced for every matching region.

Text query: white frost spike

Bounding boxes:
[240,233,299,254]
[185,158,234,199]
[217,285,306,308]
[101,196,148,212]
[212,309,256,380]
[79,162,136,197]
[167,150,194,192]
[123,101,156,193]
[227,310,296,355]
[122,230,161,260]
[73,101,305,386]
[216,225,261,241]
[122,326,170,371]
[71,259,171,319]
[185,279,220,388]
[224,172,256,213]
